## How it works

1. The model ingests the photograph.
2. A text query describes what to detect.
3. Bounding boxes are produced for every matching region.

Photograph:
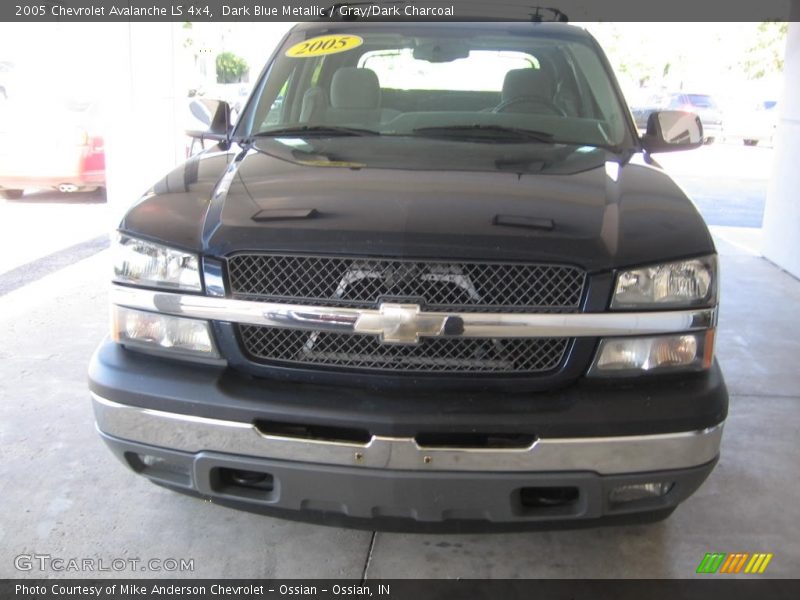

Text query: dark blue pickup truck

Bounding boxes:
[90,20,726,532]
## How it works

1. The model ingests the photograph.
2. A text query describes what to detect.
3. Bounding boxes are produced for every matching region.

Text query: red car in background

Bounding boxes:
[0,97,105,199]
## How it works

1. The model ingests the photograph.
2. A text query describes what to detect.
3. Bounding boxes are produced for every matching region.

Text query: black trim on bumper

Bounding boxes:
[89,340,728,439]
[101,432,716,532]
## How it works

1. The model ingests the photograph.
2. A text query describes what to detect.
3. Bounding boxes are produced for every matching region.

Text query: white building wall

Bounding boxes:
[762,1,800,277]
[102,23,293,224]
[102,23,187,223]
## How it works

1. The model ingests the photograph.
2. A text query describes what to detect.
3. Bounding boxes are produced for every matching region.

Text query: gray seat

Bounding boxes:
[497,68,560,114]
[299,86,328,123]
[323,67,398,127]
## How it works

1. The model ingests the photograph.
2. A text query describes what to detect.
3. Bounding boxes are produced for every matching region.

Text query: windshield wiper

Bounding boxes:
[411,125,555,144]
[248,125,381,140]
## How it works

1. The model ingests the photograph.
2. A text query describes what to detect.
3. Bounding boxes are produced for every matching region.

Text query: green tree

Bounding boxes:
[588,23,676,90]
[739,22,789,80]
[216,51,249,84]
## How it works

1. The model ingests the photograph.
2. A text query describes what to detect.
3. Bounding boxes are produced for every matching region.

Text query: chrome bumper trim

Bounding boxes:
[110,285,717,340]
[92,394,723,474]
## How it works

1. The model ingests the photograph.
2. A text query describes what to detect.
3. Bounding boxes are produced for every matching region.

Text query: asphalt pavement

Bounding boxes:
[0,189,110,277]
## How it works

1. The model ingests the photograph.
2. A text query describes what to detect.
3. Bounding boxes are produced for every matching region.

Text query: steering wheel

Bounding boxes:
[493,95,567,116]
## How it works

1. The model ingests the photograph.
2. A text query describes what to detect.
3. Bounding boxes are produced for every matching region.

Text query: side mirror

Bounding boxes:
[186,99,232,146]
[641,110,703,153]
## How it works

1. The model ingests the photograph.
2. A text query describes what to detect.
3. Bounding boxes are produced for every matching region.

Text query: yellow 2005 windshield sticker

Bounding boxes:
[285,35,364,58]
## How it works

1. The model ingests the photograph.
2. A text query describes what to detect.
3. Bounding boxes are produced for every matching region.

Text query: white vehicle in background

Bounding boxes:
[724,100,779,147]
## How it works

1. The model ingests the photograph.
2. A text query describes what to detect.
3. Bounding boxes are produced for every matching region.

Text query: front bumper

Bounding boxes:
[100,428,717,531]
[89,341,726,530]
[93,394,722,475]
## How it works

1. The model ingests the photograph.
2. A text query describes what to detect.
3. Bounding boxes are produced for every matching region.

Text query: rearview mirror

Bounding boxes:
[641,111,703,153]
[413,41,471,63]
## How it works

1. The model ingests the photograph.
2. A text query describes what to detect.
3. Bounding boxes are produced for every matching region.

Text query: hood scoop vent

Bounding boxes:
[493,214,555,231]
[252,208,318,222]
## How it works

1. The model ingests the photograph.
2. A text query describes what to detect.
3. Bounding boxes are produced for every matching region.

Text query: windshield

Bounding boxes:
[237,24,635,150]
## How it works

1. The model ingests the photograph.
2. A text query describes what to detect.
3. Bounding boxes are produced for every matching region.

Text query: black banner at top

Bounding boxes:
[2,0,797,22]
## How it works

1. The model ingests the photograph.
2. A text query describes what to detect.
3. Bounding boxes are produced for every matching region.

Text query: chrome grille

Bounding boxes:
[227,254,586,312]
[239,325,570,374]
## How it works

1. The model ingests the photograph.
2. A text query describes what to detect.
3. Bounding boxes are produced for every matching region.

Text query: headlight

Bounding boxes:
[587,330,715,377]
[113,233,202,292]
[611,256,716,309]
[112,306,219,359]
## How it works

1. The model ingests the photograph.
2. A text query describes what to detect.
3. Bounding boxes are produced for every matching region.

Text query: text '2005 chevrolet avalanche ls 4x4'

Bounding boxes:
[89,20,726,531]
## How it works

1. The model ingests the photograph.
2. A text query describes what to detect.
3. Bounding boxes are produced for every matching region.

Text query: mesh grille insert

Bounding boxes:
[239,325,569,374]
[227,254,585,312]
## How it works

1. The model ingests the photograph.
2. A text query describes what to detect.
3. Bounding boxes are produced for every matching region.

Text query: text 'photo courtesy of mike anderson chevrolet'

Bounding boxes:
[89,19,727,532]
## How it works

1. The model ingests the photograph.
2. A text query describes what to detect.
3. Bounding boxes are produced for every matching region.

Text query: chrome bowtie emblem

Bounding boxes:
[355,303,457,344]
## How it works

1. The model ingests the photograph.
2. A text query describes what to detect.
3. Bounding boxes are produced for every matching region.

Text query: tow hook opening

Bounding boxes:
[124,452,191,486]
[514,486,581,516]
[210,467,277,501]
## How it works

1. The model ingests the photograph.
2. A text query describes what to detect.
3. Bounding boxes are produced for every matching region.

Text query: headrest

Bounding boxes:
[501,68,553,102]
[330,68,381,109]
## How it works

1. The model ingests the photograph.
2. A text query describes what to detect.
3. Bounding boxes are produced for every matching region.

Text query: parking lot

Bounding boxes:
[1,143,798,578]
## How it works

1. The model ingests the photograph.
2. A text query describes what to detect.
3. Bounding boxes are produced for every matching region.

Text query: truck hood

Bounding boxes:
[120,138,715,273]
